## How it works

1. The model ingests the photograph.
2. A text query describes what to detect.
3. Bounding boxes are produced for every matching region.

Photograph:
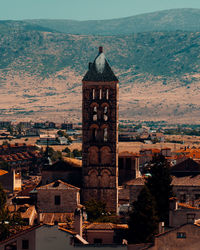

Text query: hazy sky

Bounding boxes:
[1,0,200,20]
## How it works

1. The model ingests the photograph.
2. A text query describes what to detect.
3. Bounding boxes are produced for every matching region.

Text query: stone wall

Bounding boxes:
[37,188,80,213]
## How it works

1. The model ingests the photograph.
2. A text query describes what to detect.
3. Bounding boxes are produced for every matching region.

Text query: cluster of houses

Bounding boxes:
[1,142,200,249]
[1,48,200,249]
[0,121,76,140]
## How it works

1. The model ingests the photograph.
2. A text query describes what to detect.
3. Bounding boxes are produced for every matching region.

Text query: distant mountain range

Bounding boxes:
[24,8,200,35]
[0,8,200,123]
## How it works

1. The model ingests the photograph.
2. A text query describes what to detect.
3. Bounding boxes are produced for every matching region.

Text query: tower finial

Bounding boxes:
[99,46,103,53]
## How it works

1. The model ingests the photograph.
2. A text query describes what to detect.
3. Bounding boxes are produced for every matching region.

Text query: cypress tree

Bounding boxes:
[146,154,173,224]
[128,186,158,244]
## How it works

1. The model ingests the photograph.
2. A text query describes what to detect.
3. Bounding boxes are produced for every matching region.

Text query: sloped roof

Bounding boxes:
[40,213,74,225]
[172,175,200,186]
[0,225,42,244]
[37,180,80,190]
[82,47,118,82]
[119,151,140,157]
[86,222,128,230]
[42,159,80,171]
[0,169,8,176]
[124,177,145,186]
[171,158,200,176]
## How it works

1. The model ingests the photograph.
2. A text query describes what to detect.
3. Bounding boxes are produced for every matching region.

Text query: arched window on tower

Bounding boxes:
[92,128,98,141]
[93,106,97,121]
[106,89,109,100]
[92,89,95,100]
[103,127,108,142]
[99,89,102,100]
[103,106,108,121]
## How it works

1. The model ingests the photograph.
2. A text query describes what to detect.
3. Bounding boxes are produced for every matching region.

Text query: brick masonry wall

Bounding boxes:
[37,188,79,213]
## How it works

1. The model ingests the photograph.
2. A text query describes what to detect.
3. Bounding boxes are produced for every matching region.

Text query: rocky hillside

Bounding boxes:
[0,9,200,123]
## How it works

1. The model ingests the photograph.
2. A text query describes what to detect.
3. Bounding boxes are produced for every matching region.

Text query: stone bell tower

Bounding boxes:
[82,47,119,212]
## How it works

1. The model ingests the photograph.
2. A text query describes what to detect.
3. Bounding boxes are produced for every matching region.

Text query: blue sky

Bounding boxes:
[1,0,200,20]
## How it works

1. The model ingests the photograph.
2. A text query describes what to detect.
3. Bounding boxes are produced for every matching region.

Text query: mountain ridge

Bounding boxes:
[0,9,200,123]
[23,8,200,35]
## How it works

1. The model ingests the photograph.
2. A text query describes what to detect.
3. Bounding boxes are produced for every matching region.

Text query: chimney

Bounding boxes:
[74,208,83,237]
[158,222,165,234]
[99,46,103,53]
[169,197,178,211]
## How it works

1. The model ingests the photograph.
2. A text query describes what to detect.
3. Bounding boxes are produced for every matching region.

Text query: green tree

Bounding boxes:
[146,155,173,224]
[128,186,158,244]
[0,184,6,209]
[2,141,9,146]
[62,147,70,154]
[57,130,67,137]
[72,149,82,158]
[0,161,11,171]
[0,184,24,241]
[7,125,14,136]
[44,147,63,162]
[85,199,106,222]
[0,184,10,241]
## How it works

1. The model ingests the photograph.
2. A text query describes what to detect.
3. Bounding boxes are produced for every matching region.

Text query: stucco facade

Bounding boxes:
[151,224,200,250]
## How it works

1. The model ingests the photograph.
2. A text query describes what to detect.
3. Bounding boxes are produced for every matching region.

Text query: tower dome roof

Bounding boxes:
[82,47,118,82]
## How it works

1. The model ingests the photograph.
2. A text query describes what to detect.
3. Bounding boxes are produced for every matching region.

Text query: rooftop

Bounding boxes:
[86,222,128,230]
[82,47,118,82]
[37,180,80,190]
[172,175,200,186]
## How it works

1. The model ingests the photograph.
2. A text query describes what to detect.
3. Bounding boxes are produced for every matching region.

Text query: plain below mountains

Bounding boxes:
[0,8,200,123]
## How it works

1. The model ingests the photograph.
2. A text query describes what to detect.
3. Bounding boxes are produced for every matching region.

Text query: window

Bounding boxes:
[93,106,97,121]
[187,213,195,224]
[177,232,186,238]
[99,89,102,99]
[180,194,186,203]
[22,239,29,249]
[92,89,95,99]
[103,106,108,121]
[92,128,98,141]
[106,89,109,100]
[94,238,102,244]
[54,195,61,205]
[195,194,200,200]
[103,128,108,142]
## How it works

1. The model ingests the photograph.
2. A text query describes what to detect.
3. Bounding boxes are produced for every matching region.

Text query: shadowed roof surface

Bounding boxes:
[82,47,118,82]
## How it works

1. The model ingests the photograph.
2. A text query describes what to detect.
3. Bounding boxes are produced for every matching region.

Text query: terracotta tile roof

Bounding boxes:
[40,213,74,224]
[172,175,200,186]
[0,225,42,244]
[0,169,8,176]
[58,227,76,235]
[171,158,200,174]
[151,149,161,153]
[37,180,80,190]
[178,203,200,210]
[119,151,140,157]
[124,177,145,186]
[86,223,128,230]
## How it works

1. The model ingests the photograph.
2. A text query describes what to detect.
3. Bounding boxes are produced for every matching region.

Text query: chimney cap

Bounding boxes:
[99,46,103,53]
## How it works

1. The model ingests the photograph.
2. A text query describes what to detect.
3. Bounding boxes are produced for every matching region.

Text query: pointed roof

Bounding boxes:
[171,158,200,176]
[37,180,80,190]
[82,47,118,82]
